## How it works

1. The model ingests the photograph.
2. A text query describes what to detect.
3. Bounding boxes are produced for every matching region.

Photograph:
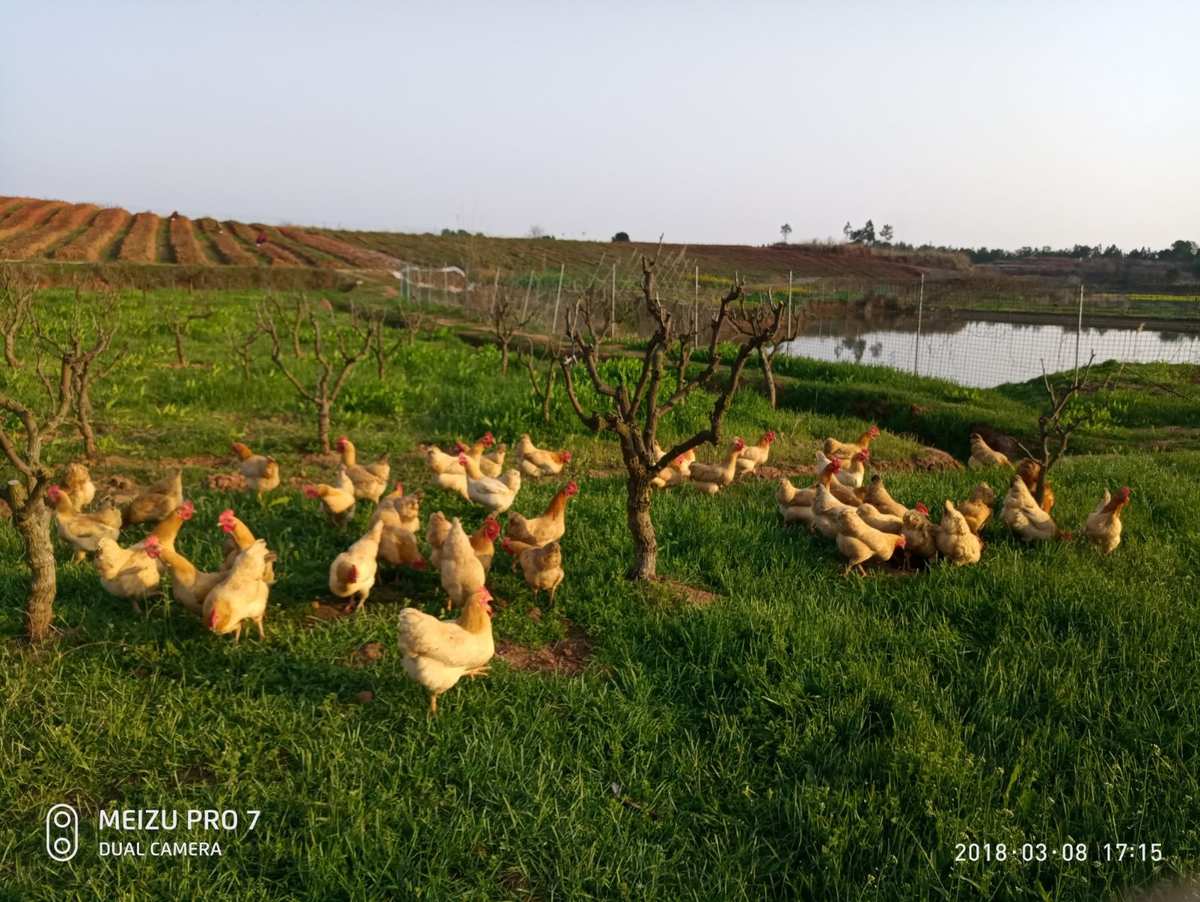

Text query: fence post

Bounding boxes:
[913,272,925,376]
[693,265,699,338]
[1074,283,1084,377]
[787,270,793,336]
[521,270,534,321]
[610,263,616,339]
[551,262,565,337]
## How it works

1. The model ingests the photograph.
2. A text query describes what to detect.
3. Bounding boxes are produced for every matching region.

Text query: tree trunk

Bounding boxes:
[500,341,510,375]
[173,327,187,366]
[759,346,778,409]
[541,368,555,423]
[625,476,657,580]
[77,383,98,458]
[13,493,56,642]
[3,332,18,369]
[317,400,332,453]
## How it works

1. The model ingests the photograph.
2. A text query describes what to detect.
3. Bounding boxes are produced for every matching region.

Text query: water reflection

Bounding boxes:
[783,318,1200,387]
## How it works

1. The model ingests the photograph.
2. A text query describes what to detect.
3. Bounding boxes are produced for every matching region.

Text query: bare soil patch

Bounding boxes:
[496,621,593,675]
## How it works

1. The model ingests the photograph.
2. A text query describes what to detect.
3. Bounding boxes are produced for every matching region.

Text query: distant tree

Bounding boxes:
[1101,244,1123,258]
[842,221,853,241]
[779,223,792,244]
[879,224,894,244]
[527,225,548,239]
[612,232,631,243]
[848,220,876,245]
[1167,239,1197,261]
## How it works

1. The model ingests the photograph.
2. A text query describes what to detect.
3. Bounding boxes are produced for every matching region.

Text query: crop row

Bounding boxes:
[117,212,161,262]
[2,204,98,258]
[168,215,206,265]
[54,208,133,261]
[196,218,259,265]
[0,200,66,243]
[280,228,395,269]
[228,222,304,266]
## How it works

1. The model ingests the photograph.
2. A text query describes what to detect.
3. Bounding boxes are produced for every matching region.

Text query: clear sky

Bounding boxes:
[2,1,1196,250]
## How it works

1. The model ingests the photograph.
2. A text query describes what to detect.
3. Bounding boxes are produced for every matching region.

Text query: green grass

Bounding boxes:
[2,287,1199,899]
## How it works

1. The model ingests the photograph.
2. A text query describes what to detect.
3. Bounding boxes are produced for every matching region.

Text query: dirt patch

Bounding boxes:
[173,764,217,786]
[969,424,1024,458]
[872,446,963,473]
[586,467,624,480]
[207,472,246,491]
[350,641,385,667]
[496,622,593,675]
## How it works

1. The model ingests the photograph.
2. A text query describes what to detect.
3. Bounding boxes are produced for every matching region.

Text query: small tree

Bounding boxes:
[30,287,123,459]
[489,283,534,376]
[561,256,781,580]
[0,265,36,369]
[756,288,800,409]
[167,306,213,367]
[879,224,894,244]
[779,223,792,244]
[257,301,371,452]
[612,231,631,243]
[521,340,558,423]
[1022,352,1100,505]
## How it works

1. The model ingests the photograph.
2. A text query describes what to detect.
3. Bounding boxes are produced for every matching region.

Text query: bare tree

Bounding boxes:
[521,340,558,423]
[757,288,799,409]
[489,279,534,375]
[0,265,36,369]
[30,288,123,459]
[1,324,79,642]
[229,325,260,379]
[168,307,213,367]
[561,255,782,580]
[1026,352,1098,505]
[257,300,371,452]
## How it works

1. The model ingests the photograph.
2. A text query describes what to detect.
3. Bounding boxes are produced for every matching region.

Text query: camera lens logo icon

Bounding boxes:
[45,804,78,862]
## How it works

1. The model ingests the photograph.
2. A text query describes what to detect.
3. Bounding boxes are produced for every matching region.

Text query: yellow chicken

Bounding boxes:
[651,450,695,489]
[735,431,776,474]
[61,462,96,509]
[823,425,880,460]
[864,475,908,518]
[1084,486,1131,554]
[936,500,983,565]
[122,470,183,527]
[203,539,272,641]
[834,508,907,576]
[968,433,1011,469]
[439,517,487,611]
[958,483,996,535]
[1001,475,1060,542]
[335,436,390,503]
[901,503,938,560]
[505,481,578,546]
[231,441,281,497]
[95,535,163,613]
[304,468,357,527]
[855,502,903,534]
[689,438,746,495]
[397,586,495,715]
[329,520,384,612]
[515,433,572,478]
[816,448,869,488]
[503,538,566,604]
[47,484,121,561]
[158,544,223,615]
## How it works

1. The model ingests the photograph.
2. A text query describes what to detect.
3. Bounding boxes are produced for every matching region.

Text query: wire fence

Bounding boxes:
[384,258,1200,389]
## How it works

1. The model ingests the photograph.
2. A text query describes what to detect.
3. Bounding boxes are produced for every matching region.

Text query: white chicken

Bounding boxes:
[95,535,163,613]
[329,520,384,612]
[439,517,487,611]
[459,453,521,514]
[1001,475,1060,543]
[203,539,272,641]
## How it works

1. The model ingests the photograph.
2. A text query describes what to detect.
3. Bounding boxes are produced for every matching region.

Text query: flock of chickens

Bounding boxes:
[40,423,1131,714]
[775,428,1132,574]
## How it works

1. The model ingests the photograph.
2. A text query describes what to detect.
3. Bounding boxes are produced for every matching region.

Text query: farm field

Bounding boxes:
[2,285,1198,899]
[0,196,960,286]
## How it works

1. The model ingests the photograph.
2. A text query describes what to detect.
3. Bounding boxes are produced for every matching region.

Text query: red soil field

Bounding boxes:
[196,217,258,265]
[54,207,133,261]
[228,221,304,266]
[252,225,337,268]
[2,203,98,258]
[0,200,67,243]
[280,228,397,269]
[0,198,28,221]
[117,212,161,262]
[168,215,206,265]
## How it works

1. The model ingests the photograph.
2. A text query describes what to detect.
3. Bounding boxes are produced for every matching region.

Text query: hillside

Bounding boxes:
[0,195,962,285]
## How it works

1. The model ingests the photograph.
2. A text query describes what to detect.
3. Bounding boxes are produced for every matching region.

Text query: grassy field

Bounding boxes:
[2,286,1198,899]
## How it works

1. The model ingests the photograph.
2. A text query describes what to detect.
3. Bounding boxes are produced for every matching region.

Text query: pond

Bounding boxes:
[781,317,1200,388]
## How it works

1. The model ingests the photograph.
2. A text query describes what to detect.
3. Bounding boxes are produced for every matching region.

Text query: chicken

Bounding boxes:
[864,475,907,518]
[149,500,195,550]
[204,539,271,641]
[304,468,357,527]
[736,431,777,474]
[61,462,96,509]
[834,509,907,576]
[327,519,383,611]
[1001,475,1060,542]
[856,502,903,534]
[95,535,163,612]
[515,433,572,478]
[459,453,522,514]
[958,483,996,535]
[426,511,453,568]
[469,516,502,572]
[936,500,983,565]
[823,425,880,461]
[503,538,565,604]
[1017,459,1055,514]
[397,586,495,715]
[218,509,276,585]
[817,448,870,488]
[439,517,487,611]
[433,470,471,500]
[968,433,1011,469]
[689,438,747,495]
[651,450,695,489]
[422,443,468,475]
[230,441,281,496]
[812,461,853,538]
[901,503,938,560]
[336,435,390,503]
[157,544,223,615]
[373,482,418,526]
[46,484,121,561]
[122,470,183,527]
[777,476,815,511]
[778,462,839,527]
[505,481,578,546]
[376,489,426,572]
[1084,486,1131,554]
[462,438,506,478]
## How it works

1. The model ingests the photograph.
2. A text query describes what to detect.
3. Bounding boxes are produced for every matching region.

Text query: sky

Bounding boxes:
[2,1,1196,250]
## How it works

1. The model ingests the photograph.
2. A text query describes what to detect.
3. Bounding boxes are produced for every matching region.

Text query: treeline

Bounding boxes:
[967,239,1198,266]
